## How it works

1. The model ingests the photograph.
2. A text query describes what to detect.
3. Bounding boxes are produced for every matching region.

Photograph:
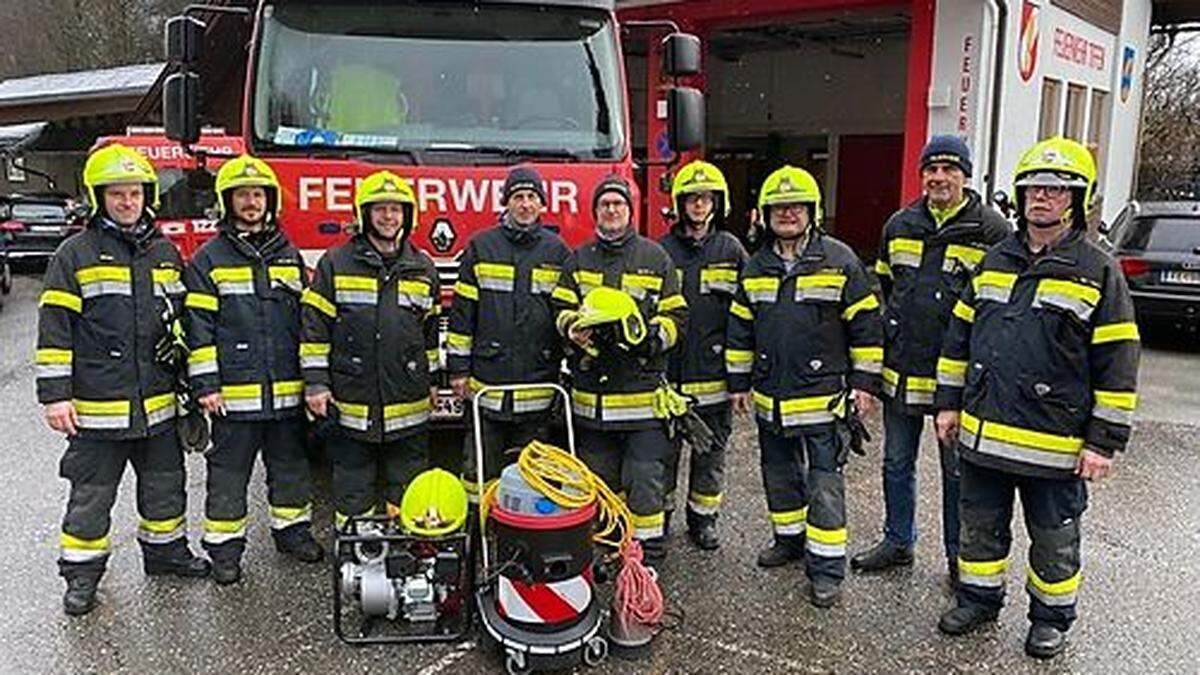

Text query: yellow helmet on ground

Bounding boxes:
[354,170,418,235]
[215,155,281,219]
[83,143,159,216]
[574,286,647,353]
[399,468,468,537]
[757,165,822,225]
[672,160,731,224]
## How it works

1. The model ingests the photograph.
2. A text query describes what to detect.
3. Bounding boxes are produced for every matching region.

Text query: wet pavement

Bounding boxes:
[1,271,1197,674]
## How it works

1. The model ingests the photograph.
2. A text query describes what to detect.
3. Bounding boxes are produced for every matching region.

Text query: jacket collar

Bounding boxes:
[997,226,1084,268]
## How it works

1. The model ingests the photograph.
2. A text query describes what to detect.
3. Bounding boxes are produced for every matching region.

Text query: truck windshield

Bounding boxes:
[252,2,626,162]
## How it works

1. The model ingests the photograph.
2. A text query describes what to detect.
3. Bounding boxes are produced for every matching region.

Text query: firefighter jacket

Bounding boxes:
[726,232,883,436]
[182,220,306,421]
[35,217,185,439]
[551,229,688,431]
[300,234,440,443]
[446,217,571,419]
[875,189,1010,410]
[659,227,748,410]
[934,229,1140,479]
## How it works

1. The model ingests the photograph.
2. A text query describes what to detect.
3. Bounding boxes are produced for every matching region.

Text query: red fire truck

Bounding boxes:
[92,130,245,260]
[160,0,703,421]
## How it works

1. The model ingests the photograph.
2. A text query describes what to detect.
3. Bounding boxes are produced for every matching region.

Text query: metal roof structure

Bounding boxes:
[0,121,48,153]
[0,63,163,125]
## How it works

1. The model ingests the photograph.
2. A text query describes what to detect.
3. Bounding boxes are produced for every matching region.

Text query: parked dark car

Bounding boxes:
[0,193,85,261]
[1103,201,1200,332]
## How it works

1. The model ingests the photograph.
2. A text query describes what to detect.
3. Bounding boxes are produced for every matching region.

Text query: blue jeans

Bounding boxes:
[881,402,960,562]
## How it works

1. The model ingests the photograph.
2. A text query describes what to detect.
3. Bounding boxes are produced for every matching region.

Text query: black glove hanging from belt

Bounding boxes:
[830,389,871,464]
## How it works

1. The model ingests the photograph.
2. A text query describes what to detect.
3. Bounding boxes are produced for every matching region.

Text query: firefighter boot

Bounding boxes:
[850,540,914,572]
[142,539,212,578]
[809,580,841,609]
[937,604,999,636]
[62,574,100,616]
[1025,623,1067,659]
[756,535,805,568]
[685,510,720,551]
[205,543,243,586]
[273,524,324,563]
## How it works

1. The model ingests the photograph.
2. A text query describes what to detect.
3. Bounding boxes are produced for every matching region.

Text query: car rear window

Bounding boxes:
[11,203,66,221]
[1122,216,1200,252]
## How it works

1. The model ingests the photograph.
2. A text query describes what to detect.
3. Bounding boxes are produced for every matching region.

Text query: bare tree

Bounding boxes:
[0,0,188,79]
[1138,34,1200,200]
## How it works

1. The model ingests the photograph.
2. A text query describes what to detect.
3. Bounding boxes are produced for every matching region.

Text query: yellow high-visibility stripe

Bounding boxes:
[139,515,185,533]
[334,275,377,291]
[300,288,337,318]
[299,342,331,356]
[768,507,808,525]
[453,280,479,301]
[336,401,370,418]
[1036,278,1101,305]
[603,392,656,408]
[210,266,253,283]
[61,531,110,551]
[1027,568,1081,595]
[398,279,432,296]
[474,262,515,280]
[743,277,780,293]
[953,299,975,323]
[384,398,432,418]
[188,345,217,364]
[268,266,301,282]
[681,380,726,395]
[622,273,664,291]
[725,349,753,363]
[36,348,73,364]
[152,268,181,285]
[961,411,1082,453]
[907,377,937,393]
[973,270,1018,292]
[796,273,846,289]
[40,289,82,313]
[658,294,687,312]
[842,293,879,321]
[700,267,738,285]
[574,270,604,287]
[779,393,842,414]
[144,392,175,413]
[889,238,924,257]
[185,292,219,311]
[76,266,131,285]
[272,380,303,396]
[937,357,967,377]
[729,301,753,321]
[1094,390,1137,410]
[874,260,893,278]
[221,383,263,400]
[73,399,131,415]
[204,517,248,534]
[688,491,722,507]
[446,332,472,349]
[806,524,847,545]
[959,558,1008,577]
[629,512,665,528]
[652,316,678,347]
[850,346,883,362]
[944,244,987,268]
[1092,322,1140,344]
[551,286,578,305]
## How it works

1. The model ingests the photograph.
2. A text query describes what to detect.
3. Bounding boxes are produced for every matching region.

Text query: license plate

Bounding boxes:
[1161,270,1200,286]
[432,390,464,420]
[30,225,63,234]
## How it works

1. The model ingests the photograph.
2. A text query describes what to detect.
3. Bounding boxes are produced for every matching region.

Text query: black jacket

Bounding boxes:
[446,218,571,419]
[935,229,1141,479]
[300,235,440,442]
[35,217,185,439]
[183,220,306,420]
[727,232,883,436]
[875,189,1010,411]
[659,227,748,409]
[551,230,688,431]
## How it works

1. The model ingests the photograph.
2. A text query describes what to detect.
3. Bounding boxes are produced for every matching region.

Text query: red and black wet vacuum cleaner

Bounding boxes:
[471,383,664,674]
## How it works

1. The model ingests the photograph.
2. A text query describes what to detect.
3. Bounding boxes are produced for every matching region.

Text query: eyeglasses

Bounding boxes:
[1025,185,1069,198]
[774,203,809,214]
[598,199,629,211]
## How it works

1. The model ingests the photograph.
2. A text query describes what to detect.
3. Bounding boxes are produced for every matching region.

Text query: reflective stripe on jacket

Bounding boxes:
[183,221,306,420]
[935,229,1140,479]
[35,219,183,439]
[876,189,1010,410]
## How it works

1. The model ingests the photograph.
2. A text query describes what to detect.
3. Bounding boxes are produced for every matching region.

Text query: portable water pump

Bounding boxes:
[333,468,473,645]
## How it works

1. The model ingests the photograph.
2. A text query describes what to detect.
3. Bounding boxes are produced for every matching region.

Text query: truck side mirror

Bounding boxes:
[667,87,705,152]
[165,16,206,65]
[164,72,201,145]
[663,33,701,77]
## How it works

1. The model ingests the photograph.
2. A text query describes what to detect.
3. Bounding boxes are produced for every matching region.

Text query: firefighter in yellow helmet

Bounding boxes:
[659,160,748,550]
[726,165,882,607]
[301,171,441,527]
[37,143,209,615]
[182,155,322,585]
[933,137,1140,658]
